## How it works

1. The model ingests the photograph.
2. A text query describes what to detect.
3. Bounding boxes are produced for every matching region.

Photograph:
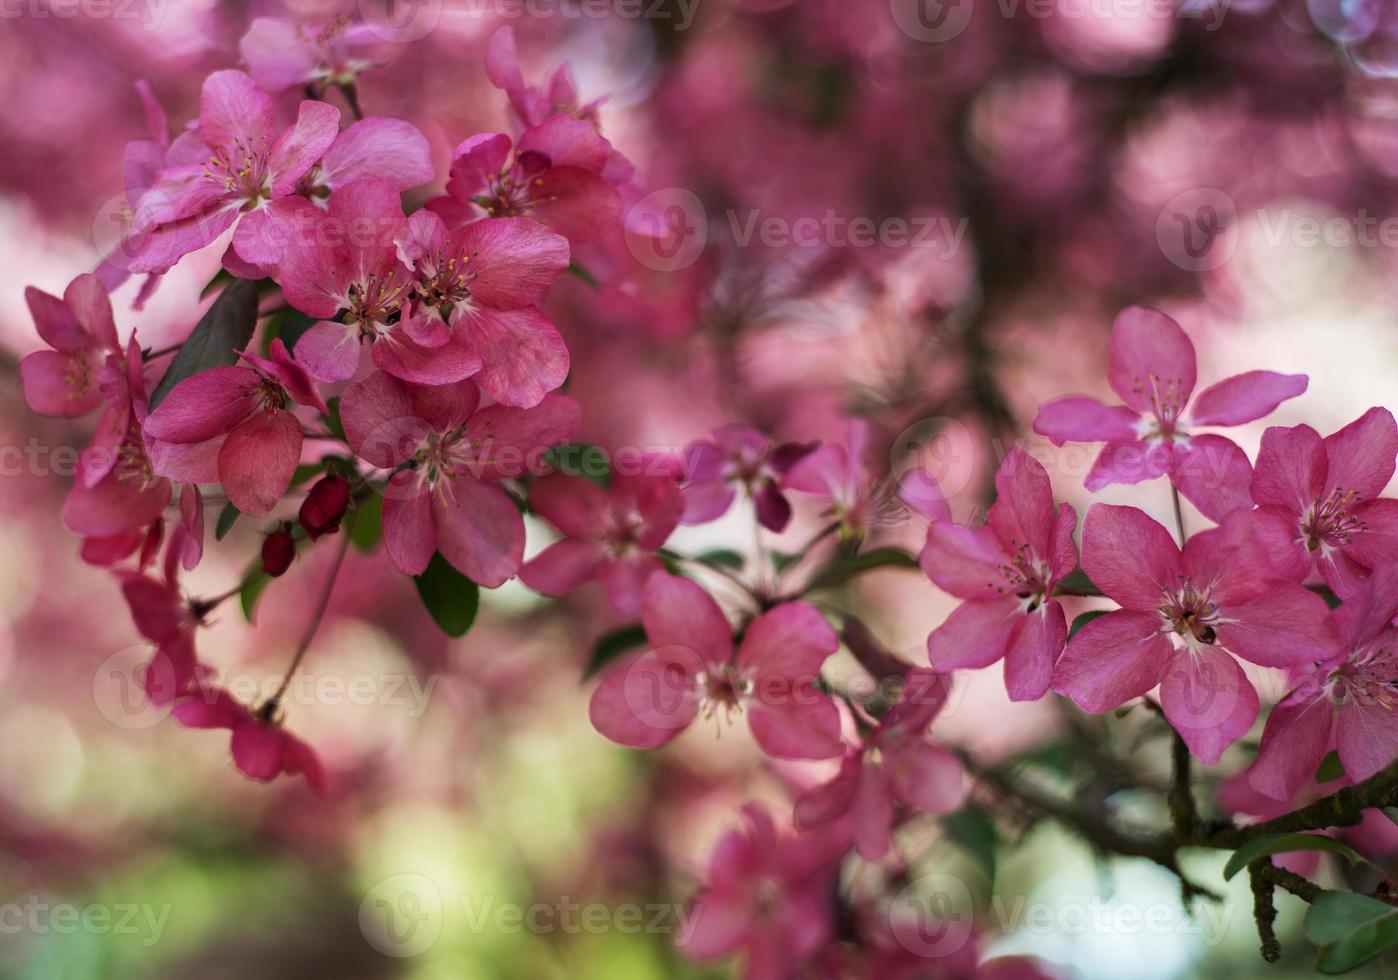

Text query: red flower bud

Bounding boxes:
[261,529,295,577]
[299,474,351,540]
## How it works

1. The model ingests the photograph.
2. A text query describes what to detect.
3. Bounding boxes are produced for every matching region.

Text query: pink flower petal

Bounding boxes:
[1052,610,1172,713]
[527,473,609,536]
[463,395,580,480]
[293,319,362,383]
[919,521,1007,599]
[746,688,844,760]
[25,284,85,350]
[794,755,859,829]
[1081,504,1182,609]
[1189,371,1308,426]
[1337,690,1398,783]
[1323,406,1398,501]
[520,538,604,595]
[20,349,104,417]
[198,70,275,160]
[988,447,1057,563]
[455,217,570,309]
[445,132,513,201]
[1084,439,1172,490]
[382,478,435,576]
[143,366,259,443]
[1251,423,1325,510]
[1158,646,1259,765]
[1248,691,1333,802]
[268,99,341,196]
[1106,306,1197,415]
[321,117,433,191]
[927,597,1020,671]
[218,410,302,516]
[524,167,622,242]
[461,306,569,408]
[1217,582,1337,667]
[588,649,698,749]
[642,573,734,667]
[340,369,430,468]
[600,553,665,615]
[885,740,967,814]
[851,761,894,861]
[1003,600,1067,702]
[1033,395,1140,445]
[1170,434,1253,522]
[230,720,285,781]
[431,474,525,587]
[738,601,838,679]
[373,327,483,386]
[173,688,248,729]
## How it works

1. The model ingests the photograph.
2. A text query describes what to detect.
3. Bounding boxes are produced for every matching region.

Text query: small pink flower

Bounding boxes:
[432,121,622,244]
[340,370,579,585]
[143,339,327,516]
[680,425,817,532]
[394,208,571,407]
[921,448,1078,701]
[587,573,843,758]
[680,806,838,980]
[1247,565,1398,801]
[796,670,966,860]
[239,17,381,94]
[20,274,121,418]
[1033,306,1308,521]
[1052,505,1337,763]
[783,419,896,541]
[485,26,607,131]
[521,472,683,614]
[118,537,210,706]
[173,687,325,793]
[1250,408,1398,597]
[125,70,340,274]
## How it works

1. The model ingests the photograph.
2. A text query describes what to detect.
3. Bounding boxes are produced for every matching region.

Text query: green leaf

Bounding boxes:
[413,553,480,638]
[695,548,745,570]
[214,502,241,541]
[349,494,383,554]
[1055,567,1100,596]
[1068,609,1110,639]
[1382,807,1398,828]
[1223,834,1369,881]
[1306,890,1398,973]
[566,260,599,289]
[1316,749,1347,783]
[770,550,800,573]
[150,279,260,409]
[943,805,999,883]
[583,624,648,680]
[544,443,610,486]
[322,396,346,442]
[240,567,272,623]
[290,462,327,488]
[1308,583,1344,610]
[804,547,918,592]
[198,268,234,299]
[265,307,320,354]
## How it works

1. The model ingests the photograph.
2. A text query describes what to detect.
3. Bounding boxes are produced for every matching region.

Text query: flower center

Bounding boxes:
[993,541,1051,610]
[1161,582,1219,646]
[206,137,271,208]
[1303,487,1364,552]
[1327,636,1398,709]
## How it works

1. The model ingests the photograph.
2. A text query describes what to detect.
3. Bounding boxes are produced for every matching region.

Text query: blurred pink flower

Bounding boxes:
[20,274,120,418]
[174,687,326,794]
[679,425,817,532]
[1034,306,1307,521]
[239,17,381,94]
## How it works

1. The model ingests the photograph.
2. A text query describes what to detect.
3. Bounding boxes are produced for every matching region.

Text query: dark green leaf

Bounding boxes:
[290,462,327,489]
[1055,568,1101,596]
[266,307,320,354]
[413,553,480,638]
[770,551,800,573]
[240,567,272,623]
[805,547,918,592]
[1306,890,1398,973]
[198,268,234,300]
[349,494,383,554]
[695,548,745,570]
[943,805,1000,883]
[214,502,241,541]
[566,260,599,289]
[544,443,610,486]
[1308,584,1343,610]
[150,279,260,409]
[1069,609,1110,639]
[1223,834,1368,881]
[1382,807,1398,828]
[583,624,648,680]
[1317,750,1346,783]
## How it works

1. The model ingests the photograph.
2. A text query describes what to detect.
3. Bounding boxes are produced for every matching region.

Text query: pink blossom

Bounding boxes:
[521,472,683,614]
[679,806,838,980]
[1250,408,1398,597]
[394,208,571,406]
[1033,306,1308,521]
[339,370,579,586]
[20,274,120,418]
[118,537,210,706]
[239,17,381,94]
[143,339,327,516]
[173,687,325,793]
[795,669,966,859]
[485,26,606,131]
[125,71,340,274]
[679,425,817,532]
[432,121,622,244]
[1052,505,1337,763]
[783,419,890,540]
[303,116,433,198]
[587,573,843,758]
[1247,566,1398,800]
[921,448,1079,701]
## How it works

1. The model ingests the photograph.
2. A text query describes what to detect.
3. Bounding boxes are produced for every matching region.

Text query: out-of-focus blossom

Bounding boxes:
[239,16,381,94]
[522,471,683,614]
[20,274,121,418]
[679,425,817,532]
[1034,306,1307,521]
[920,448,1078,702]
[173,687,326,793]
[796,669,965,859]
[588,573,843,758]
